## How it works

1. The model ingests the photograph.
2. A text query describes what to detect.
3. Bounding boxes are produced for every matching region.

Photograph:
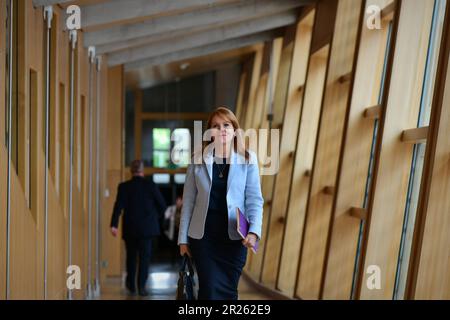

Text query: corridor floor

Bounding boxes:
[99,262,271,300]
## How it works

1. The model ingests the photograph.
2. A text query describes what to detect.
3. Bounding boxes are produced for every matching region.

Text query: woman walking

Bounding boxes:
[178,106,264,300]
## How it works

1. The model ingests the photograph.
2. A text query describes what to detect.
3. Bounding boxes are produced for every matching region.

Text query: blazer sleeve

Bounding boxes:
[111,183,125,228]
[245,152,264,239]
[177,163,198,245]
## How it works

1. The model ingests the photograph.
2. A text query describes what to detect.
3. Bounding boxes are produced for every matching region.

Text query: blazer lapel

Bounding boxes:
[227,149,238,194]
[204,147,214,182]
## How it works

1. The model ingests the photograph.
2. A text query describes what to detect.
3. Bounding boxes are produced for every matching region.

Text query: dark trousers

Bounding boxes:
[124,237,153,291]
[189,236,247,300]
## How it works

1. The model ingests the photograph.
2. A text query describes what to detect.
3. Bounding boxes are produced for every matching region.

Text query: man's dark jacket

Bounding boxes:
[110,176,167,240]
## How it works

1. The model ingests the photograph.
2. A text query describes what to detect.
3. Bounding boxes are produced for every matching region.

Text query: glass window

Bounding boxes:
[174,174,186,184]
[153,128,170,168]
[393,0,447,300]
[153,174,170,184]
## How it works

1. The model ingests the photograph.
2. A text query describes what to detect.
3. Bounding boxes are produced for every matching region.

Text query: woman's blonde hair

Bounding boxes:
[202,106,250,161]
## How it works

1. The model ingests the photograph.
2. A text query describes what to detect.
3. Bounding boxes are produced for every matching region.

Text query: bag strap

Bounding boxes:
[180,254,195,276]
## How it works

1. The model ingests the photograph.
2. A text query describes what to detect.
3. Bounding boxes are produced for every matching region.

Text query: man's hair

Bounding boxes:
[130,160,144,174]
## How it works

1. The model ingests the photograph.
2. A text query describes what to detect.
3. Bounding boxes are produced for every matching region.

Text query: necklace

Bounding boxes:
[214,159,227,179]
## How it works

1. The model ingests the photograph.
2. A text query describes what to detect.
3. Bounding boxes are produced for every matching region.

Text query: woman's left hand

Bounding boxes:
[242,233,257,249]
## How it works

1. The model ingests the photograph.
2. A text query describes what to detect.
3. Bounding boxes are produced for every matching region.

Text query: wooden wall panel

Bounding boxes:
[262,10,315,288]
[258,37,283,133]
[246,37,283,279]
[297,0,363,299]
[237,58,253,126]
[48,177,68,299]
[243,44,272,270]
[278,44,329,296]
[72,188,86,299]
[0,0,110,299]
[9,0,44,300]
[0,0,5,144]
[322,0,395,300]
[234,72,247,123]
[102,65,124,278]
[250,43,272,131]
[359,0,434,299]
[243,46,263,130]
[73,33,90,299]
[103,170,123,277]
[10,169,42,299]
[249,26,296,283]
[0,142,7,299]
[0,0,7,300]
[310,0,338,54]
[99,56,111,282]
[49,12,58,189]
[57,13,69,214]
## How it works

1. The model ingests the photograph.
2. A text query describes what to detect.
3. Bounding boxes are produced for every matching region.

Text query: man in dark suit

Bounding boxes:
[111,160,166,297]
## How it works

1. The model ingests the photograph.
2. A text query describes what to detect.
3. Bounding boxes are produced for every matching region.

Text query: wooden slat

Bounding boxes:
[363,104,382,119]
[381,1,396,21]
[261,10,315,289]
[338,71,352,84]
[296,0,363,300]
[401,126,429,144]
[235,72,247,123]
[49,14,58,192]
[0,0,7,299]
[247,37,283,279]
[237,58,253,127]
[349,207,368,220]
[278,44,330,297]
[51,6,70,299]
[322,186,335,196]
[250,42,272,132]
[310,0,338,54]
[359,0,434,299]
[322,0,395,300]
[243,47,263,130]
[250,26,296,283]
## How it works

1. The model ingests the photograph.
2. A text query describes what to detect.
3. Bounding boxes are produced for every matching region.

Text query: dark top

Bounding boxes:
[204,157,230,240]
[111,176,167,240]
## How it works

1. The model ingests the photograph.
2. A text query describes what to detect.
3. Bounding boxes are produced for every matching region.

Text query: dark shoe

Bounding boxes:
[126,288,136,296]
[138,288,149,297]
[126,282,136,295]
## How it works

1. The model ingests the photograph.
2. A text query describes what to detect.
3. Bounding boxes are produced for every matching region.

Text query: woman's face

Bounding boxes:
[210,115,235,145]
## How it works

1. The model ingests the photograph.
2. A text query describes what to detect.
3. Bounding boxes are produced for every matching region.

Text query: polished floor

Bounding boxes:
[99,261,271,300]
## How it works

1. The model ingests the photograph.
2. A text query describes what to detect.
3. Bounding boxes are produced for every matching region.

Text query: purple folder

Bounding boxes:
[236,208,259,253]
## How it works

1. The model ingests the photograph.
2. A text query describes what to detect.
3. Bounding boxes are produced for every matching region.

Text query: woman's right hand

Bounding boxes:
[179,244,192,257]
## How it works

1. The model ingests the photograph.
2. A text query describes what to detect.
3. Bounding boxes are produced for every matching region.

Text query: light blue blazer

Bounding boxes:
[177,148,264,245]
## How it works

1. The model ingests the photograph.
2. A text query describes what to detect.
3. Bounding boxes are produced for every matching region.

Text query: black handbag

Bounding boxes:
[176,255,196,300]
